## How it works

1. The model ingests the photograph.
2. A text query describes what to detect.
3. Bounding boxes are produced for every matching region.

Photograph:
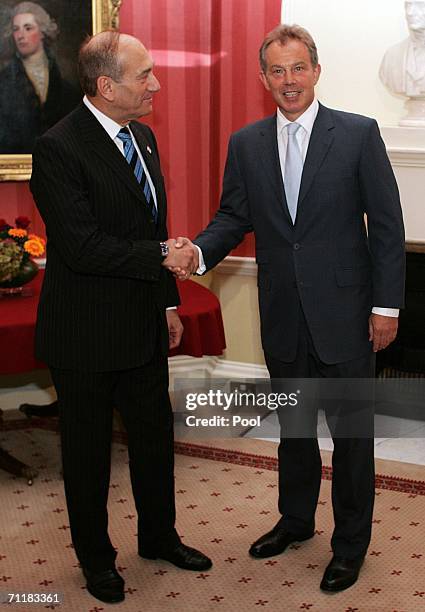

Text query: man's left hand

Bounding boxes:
[166,309,184,349]
[368,314,398,352]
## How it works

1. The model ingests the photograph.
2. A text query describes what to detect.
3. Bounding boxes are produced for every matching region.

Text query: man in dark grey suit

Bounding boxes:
[170,24,405,592]
[30,31,211,605]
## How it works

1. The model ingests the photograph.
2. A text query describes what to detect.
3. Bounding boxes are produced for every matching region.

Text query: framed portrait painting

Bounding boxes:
[0,0,122,181]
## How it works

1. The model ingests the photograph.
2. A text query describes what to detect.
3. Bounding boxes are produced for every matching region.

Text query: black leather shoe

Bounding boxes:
[320,555,364,592]
[139,542,212,571]
[82,567,125,603]
[249,526,314,558]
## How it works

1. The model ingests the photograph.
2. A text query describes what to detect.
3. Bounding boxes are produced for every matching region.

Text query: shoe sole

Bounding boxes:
[139,552,212,571]
[320,576,359,593]
[86,585,125,604]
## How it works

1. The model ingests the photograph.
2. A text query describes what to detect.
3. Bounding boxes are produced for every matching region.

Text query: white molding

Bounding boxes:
[168,355,268,380]
[168,355,219,376]
[1,358,268,413]
[381,126,425,168]
[386,149,425,168]
[210,358,268,379]
[216,256,257,277]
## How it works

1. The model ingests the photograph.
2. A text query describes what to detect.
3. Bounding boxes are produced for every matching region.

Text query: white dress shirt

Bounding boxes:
[277,97,319,171]
[83,96,157,211]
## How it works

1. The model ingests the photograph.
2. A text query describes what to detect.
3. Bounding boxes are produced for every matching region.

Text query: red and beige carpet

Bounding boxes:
[0,423,424,612]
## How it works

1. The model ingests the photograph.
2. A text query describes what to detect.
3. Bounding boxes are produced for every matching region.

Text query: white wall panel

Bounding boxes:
[282,0,408,126]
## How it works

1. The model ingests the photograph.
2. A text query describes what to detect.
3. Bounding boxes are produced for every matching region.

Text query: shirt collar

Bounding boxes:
[276,98,319,136]
[83,95,128,140]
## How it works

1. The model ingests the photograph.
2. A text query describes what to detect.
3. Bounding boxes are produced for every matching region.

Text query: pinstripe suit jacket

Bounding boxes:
[30,103,179,371]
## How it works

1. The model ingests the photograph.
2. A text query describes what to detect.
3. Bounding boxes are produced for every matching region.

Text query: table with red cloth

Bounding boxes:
[0,271,226,375]
[0,270,226,480]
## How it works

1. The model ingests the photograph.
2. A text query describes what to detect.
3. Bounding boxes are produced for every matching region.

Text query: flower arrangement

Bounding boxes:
[0,216,45,287]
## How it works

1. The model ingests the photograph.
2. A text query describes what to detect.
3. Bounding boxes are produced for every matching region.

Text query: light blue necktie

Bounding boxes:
[284,122,303,224]
[117,127,157,223]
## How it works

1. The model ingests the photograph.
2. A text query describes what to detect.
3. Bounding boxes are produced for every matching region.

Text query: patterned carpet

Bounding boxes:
[0,424,425,612]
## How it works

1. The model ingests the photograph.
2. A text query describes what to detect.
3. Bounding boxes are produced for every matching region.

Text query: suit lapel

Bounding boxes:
[298,104,335,206]
[75,105,153,214]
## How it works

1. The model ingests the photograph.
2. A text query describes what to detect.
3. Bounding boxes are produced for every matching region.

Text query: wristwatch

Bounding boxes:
[159,242,169,257]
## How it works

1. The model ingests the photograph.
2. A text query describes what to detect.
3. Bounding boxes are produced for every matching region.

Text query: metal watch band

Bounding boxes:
[159,242,169,257]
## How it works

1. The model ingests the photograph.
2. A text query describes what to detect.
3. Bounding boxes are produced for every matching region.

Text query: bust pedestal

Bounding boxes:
[400,97,425,127]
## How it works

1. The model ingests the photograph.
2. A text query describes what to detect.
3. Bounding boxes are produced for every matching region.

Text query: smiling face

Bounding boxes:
[12,13,44,58]
[111,38,160,123]
[260,39,321,121]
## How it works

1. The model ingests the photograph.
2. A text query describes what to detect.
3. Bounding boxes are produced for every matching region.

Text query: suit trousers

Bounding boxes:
[50,349,178,571]
[265,308,375,560]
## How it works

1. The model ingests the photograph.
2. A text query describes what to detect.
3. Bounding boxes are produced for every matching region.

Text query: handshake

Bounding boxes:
[161,237,199,280]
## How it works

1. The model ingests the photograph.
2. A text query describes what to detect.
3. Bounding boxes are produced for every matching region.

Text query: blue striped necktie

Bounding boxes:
[117,127,157,223]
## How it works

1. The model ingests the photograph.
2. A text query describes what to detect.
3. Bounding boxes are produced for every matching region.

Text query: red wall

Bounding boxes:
[0,0,280,256]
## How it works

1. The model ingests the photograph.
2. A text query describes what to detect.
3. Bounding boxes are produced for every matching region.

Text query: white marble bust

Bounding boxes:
[380,1,425,124]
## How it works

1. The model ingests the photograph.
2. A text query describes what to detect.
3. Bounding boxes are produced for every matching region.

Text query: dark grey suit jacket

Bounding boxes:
[30,103,178,371]
[195,104,405,364]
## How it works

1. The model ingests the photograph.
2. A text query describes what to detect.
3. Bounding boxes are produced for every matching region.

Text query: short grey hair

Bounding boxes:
[78,31,124,97]
[259,24,319,72]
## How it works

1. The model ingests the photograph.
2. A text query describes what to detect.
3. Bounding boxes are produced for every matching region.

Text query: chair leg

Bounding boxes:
[0,446,38,485]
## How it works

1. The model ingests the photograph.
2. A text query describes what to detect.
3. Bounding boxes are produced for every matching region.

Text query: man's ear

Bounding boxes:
[259,71,270,91]
[96,75,114,101]
[313,63,321,85]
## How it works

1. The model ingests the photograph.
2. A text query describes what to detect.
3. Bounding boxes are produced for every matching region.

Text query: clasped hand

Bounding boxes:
[161,237,198,280]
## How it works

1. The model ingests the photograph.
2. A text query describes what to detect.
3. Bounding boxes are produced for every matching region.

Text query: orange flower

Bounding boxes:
[24,239,45,257]
[28,233,46,247]
[8,228,27,238]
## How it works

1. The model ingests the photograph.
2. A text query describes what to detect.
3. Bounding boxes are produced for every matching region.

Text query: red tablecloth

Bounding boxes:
[0,272,226,375]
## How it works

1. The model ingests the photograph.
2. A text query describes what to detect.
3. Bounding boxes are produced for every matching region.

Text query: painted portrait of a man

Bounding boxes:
[0,1,91,154]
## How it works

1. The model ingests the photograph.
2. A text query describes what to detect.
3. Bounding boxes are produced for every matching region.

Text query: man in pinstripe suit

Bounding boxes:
[30,31,211,604]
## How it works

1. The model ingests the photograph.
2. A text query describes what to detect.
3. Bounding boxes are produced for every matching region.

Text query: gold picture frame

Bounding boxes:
[0,0,123,181]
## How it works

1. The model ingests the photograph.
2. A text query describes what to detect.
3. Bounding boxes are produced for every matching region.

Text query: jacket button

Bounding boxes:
[293,243,300,250]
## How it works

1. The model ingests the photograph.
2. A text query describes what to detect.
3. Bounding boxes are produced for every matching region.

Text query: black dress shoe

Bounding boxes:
[249,526,314,558]
[139,542,212,571]
[82,567,125,603]
[320,555,365,592]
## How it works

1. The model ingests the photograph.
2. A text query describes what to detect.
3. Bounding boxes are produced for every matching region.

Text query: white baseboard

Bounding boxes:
[0,357,268,414]
[0,370,55,414]
[168,355,268,381]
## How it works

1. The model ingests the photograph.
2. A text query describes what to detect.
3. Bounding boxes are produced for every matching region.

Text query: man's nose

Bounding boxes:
[148,72,160,92]
[283,70,296,84]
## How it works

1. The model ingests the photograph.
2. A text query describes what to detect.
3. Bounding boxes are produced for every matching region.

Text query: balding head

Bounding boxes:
[78,30,159,124]
[78,31,146,97]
